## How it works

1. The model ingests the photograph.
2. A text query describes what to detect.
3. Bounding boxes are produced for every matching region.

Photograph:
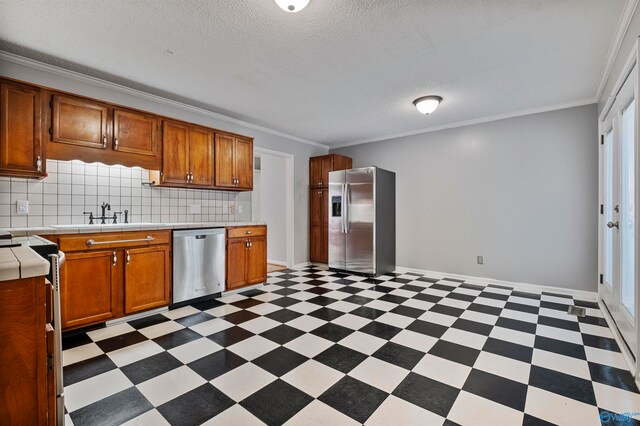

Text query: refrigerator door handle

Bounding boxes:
[344,183,350,233]
[341,183,346,233]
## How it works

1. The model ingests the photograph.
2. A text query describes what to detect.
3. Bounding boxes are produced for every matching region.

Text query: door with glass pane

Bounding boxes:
[600,63,638,356]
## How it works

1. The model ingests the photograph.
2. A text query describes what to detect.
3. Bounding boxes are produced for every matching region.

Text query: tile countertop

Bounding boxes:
[0,245,50,281]
[4,222,265,237]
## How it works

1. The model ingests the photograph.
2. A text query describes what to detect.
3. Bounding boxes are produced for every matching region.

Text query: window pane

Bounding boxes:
[621,98,635,317]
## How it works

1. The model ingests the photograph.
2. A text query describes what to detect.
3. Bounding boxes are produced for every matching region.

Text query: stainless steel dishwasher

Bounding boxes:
[173,228,225,303]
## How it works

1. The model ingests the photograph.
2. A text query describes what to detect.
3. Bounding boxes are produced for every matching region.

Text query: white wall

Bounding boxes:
[259,154,287,264]
[333,104,599,291]
[0,56,328,264]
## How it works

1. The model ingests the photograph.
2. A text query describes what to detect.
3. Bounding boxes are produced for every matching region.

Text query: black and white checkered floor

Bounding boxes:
[61,265,640,426]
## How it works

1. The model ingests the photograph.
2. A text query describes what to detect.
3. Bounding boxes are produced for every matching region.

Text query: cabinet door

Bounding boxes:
[61,250,119,329]
[309,157,322,188]
[235,137,253,190]
[310,225,323,263]
[162,120,190,184]
[215,133,235,188]
[51,94,109,150]
[124,245,170,314]
[246,236,267,285]
[321,226,329,263]
[320,155,333,188]
[0,81,44,177]
[310,188,324,226]
[227,238,247,289]
[113,108,158,157]
[189,126,214,187]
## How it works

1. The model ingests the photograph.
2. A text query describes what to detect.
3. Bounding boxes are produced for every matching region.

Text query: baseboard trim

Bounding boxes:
[293,262,312,269]
[222,283,265,296]
[598,300,640,389]
[395,266,598,301]
[267,259,288,267]
[105,306,168,326]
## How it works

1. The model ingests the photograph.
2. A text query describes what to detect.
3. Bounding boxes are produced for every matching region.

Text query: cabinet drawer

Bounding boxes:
[58,230,171,252]
[227,226,266,239]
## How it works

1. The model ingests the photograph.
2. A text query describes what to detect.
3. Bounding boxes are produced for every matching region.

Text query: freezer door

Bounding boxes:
[328,170,346,270]
[346,168,375,274]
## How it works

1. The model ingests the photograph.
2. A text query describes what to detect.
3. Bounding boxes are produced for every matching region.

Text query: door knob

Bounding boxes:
[614,205,620,213]
[607,221,619,229]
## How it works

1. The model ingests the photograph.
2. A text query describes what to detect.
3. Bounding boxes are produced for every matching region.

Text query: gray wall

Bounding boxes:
[333,105,599,291]
[0,57,328,265]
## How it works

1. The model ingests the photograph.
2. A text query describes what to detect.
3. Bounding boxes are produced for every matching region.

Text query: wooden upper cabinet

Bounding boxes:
[0,80,44,178]
[124,245,170,314]
[235,137,253,190]
[215,133,235,188]
[310,154,352,188]
[51,94,109,150]
[161,120,190,185]
[60,250,120,329]
[214,132,253,190]
[189,126,214,187]
[113,108,158,157]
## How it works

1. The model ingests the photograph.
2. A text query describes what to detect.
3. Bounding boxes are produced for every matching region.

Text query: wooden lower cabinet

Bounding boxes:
[124,246,171,314]
[61,250,120,329]
[0,276,54,424]
[54,231,171,330]
[246,236,267,285]
[226,226,267,290]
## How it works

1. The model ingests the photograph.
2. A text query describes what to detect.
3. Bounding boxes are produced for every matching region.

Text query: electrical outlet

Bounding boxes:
[477,256,484,265]
[229,205,236,215]
[190,204,201,214]
[238,205,243,214]
[16,200,29,215]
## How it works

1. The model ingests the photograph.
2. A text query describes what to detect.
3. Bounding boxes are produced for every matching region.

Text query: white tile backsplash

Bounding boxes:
[0,160,239,228]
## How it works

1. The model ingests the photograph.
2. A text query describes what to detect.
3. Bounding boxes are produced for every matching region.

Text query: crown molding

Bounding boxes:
[331,98,597,149]
[595,0,640,101]
[0,51,329,150]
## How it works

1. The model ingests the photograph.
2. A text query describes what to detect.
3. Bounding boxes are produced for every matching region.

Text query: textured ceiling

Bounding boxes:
[0,0,626,146]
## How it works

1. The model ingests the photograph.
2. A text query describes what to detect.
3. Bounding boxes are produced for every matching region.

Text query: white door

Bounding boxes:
[600,63,638,356]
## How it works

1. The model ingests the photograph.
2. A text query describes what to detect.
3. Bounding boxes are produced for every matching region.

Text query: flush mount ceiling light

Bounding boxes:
[274,0,310,12]
[413,96,443,115]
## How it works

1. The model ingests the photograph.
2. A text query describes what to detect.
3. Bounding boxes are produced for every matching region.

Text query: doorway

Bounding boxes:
[252,147,294,270]
[600,62,638,358]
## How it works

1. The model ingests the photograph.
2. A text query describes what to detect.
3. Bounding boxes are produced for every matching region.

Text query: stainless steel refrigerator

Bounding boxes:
[328,166,395,276]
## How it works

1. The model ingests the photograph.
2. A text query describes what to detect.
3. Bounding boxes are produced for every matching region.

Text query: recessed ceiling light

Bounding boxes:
[413,96,442,115]
[274,0,310,13]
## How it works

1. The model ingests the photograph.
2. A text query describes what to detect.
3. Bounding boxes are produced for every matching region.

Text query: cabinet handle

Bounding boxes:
[114,137,119,150]
[317,190,322,196]
[102,135,107,148]
[186,172,190,182]
[112,251,117,266]
[249,239,252,248]
[245,231,252,234]
[126,251,130,265]
[245,239,249,249]
[319,180,323,187]
[36,156,42,172]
